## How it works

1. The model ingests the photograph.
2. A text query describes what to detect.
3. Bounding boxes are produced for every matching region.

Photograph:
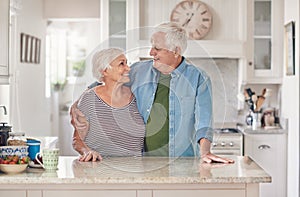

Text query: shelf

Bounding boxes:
[110,34,126,39]
[136,40,246,59]
[242,77,282,84]
[254,36,271,39]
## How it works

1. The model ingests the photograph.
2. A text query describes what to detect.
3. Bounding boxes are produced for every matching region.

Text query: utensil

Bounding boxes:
[255,96,265,112]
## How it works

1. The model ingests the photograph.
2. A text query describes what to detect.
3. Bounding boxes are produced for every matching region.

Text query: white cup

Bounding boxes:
[35,148,59,170]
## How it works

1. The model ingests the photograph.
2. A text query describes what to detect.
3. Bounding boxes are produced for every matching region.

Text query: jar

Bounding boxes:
[7,132,27,146]
[252,112,262,130]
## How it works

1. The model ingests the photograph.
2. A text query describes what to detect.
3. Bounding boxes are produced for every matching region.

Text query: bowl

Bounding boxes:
[0,146,29,159]
[0,164,28,173]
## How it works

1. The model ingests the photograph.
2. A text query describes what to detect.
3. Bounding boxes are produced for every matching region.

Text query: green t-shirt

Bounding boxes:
[144,73,171,156]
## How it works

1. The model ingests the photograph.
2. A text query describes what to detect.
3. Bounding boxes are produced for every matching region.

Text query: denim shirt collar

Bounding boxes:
[150,56,188,78]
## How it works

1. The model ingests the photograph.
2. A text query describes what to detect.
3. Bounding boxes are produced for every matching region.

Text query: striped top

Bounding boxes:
[77,89,145,157]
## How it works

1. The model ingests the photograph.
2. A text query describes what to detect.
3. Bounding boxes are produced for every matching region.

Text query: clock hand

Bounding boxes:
[182,13,194,27]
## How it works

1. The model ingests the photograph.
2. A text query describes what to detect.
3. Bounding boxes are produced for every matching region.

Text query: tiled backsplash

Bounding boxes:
[188,58,239,124]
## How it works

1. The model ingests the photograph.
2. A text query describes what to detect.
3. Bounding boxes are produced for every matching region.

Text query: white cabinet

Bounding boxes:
[153,190,245,197]
[244,0,284,84]
[43,190,136,197]
[244,133,287,197]
[100,0,126,50]
[0,0,10,83]
[0,190,26,197]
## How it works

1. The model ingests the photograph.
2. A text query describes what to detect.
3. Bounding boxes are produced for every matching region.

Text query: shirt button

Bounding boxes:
[147,109,150,112]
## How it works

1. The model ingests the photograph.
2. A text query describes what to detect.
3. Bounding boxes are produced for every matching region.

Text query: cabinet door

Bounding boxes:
[153,190,245,197]
[0,0,9,78]
[0,191,26,197]
[244,134,287,197]
[43,190,136,197]
[246,0,283,84]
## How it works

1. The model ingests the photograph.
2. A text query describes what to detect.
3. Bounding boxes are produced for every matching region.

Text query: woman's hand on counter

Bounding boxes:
[79,150,102,162]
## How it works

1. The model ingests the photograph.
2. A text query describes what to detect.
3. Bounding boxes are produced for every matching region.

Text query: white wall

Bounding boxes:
[282,0,300,197]
[0,85,9,123]
[43,0,100,19]
[9,0,51,135]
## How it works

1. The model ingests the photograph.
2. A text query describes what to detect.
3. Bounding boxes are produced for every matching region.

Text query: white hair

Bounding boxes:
[154,22,188,55]
[92,48,124,81]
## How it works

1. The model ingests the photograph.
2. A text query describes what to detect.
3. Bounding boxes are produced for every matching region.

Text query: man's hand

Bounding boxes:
[79,150,102,162]
[200,138,234,164]
[70,100,89,136]
[201,152,234,164]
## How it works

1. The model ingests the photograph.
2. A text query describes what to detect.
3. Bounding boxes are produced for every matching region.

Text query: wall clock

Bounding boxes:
[170,0,212,39]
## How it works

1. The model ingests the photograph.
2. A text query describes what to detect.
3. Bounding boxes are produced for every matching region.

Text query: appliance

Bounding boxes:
[210,128,243,156]
[0,122,12,146]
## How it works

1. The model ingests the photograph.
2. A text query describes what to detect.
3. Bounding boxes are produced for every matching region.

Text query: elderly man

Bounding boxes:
[71,22,234,164]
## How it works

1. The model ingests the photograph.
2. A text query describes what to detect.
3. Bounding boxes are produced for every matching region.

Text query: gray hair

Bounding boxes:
[154,22,188,55]
[92,48,124,81]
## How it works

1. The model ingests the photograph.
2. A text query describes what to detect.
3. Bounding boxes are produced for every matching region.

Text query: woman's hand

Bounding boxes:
[79,150,102,162]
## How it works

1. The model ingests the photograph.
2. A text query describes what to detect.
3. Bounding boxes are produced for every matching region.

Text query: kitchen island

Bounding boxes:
[0,156,270,197]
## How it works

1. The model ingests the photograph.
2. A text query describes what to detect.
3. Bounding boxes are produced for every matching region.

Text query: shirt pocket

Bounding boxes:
[180,96,196,116]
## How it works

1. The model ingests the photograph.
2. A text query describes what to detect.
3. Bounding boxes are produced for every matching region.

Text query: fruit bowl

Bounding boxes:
[0,164,28,173]
[0,146,28,159]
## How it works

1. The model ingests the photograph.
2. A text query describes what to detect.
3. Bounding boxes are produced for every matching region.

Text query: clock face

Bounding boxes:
[170,0,212,39]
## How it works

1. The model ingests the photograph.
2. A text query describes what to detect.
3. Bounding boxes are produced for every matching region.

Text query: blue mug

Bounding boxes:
[27,142,41,160]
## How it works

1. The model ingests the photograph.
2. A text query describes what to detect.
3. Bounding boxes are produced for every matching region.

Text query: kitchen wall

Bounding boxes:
[283,0,300,196]
[0,85,9,123]
[44,0,100,19]
[190,58,239,124]
[3,0,51,136]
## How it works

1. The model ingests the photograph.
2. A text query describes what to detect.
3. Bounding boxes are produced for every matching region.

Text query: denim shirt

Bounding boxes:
[129,58,213,157]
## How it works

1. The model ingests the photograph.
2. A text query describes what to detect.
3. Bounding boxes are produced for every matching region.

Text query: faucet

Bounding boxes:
[0,105,7,115]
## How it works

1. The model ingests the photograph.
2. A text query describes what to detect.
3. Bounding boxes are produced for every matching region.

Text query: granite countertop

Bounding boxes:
[237,124,287,135]
[0,156,270,185]
[236,117,288,135]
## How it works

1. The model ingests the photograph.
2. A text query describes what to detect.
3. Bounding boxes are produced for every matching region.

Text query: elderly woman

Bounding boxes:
[72,48,145,162]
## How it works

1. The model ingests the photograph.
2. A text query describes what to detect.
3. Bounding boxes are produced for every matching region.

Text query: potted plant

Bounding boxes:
[51,80,66,92]
[72,60,86,77]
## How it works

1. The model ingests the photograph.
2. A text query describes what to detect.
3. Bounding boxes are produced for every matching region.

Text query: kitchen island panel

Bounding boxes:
[153,189,245,197]
[43,190,136,197]
[0,190,26,197]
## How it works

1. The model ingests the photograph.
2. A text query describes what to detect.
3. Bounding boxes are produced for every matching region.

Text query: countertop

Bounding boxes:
[236,117,288,135]
[237,124,287,135]
[0,156,271,185]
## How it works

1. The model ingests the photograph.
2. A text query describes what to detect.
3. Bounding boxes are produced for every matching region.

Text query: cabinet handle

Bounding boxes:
[258,145,271,150]
[248,61,253,66]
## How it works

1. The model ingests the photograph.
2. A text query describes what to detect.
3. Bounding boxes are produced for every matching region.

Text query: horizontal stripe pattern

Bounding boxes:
[78,89,145,157]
